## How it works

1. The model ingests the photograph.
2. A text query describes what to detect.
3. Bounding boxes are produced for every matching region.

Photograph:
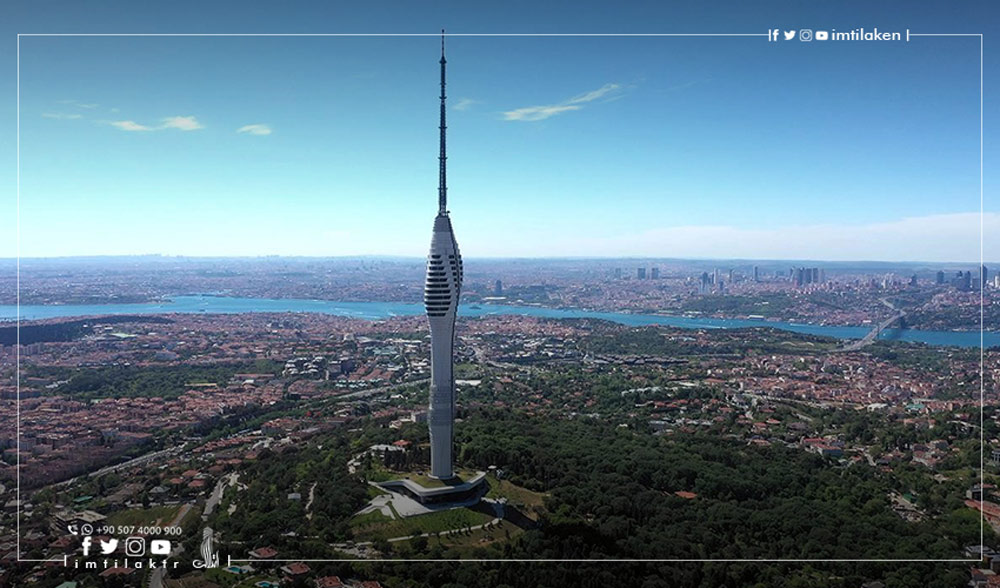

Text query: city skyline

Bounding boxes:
[4,2,996,262]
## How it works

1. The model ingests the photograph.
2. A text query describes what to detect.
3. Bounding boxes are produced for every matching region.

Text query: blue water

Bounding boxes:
[0,295,994,349]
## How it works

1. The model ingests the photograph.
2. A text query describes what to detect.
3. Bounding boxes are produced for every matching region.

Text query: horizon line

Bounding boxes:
[0,254,994,266]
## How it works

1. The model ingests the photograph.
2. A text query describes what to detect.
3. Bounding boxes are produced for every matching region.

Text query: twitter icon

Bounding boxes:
[100,538,119,554]
[783,30,796,40]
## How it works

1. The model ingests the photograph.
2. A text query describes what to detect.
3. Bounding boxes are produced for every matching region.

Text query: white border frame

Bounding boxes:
[13,30,985,564]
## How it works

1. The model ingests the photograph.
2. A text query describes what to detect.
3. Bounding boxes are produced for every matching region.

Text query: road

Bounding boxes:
[337,378,430,401]
[168,503,193,527]
[48,444,188,491]
[203,472,238,520]
[148,543,184,588]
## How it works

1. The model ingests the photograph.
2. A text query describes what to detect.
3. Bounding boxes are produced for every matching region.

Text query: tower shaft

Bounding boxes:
[424,31,462,480]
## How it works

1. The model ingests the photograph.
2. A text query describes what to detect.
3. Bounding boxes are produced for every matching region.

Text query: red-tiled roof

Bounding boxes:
[250,546,278,559]
[283,562,311,575]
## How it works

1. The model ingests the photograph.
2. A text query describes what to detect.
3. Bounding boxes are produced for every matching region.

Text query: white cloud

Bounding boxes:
[503,104,582,122]
[42,112,82,120]
[237,124,272,136]
[58,99,99,109]
[503,82,622,122]
[161,115,203,131]
[110,120,153,131]
[535,212,997,262]
[567,83,620,104]
[453,98,479,111]
[106,115,203,132]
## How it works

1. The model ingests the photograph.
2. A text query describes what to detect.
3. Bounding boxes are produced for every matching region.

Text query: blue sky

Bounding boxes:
[3,1,998,262]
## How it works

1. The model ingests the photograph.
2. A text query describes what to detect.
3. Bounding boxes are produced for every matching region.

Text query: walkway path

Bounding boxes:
[305,482,318,520]
[202,472,238,520]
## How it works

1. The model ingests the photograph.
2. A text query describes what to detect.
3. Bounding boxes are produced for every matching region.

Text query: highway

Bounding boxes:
[336,377,430,401]
[48,444,188,491]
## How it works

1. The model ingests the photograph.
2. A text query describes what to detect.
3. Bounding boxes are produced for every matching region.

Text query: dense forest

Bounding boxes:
[210,435,369,550]
[202,408,985,587]
[455,409,986,560]
[0,315,172,345]
[31,359,282,400]
[679,293,796,318]
[577,323,840,357]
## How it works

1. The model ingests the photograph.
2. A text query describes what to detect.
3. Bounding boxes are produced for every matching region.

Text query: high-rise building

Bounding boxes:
[651,267,660,280]
[637,267,647,280]
[424,35,462,480]
[614,268,622,279]
[983,265,990,286]
[936,270,945,285]
[753,265,760,282]
[494,279,503,296]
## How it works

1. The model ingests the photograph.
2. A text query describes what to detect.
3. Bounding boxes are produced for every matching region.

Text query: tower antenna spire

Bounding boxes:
[438,29,447,214]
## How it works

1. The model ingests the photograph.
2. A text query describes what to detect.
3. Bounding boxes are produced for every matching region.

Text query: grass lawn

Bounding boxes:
[350,509,392,527]
[429,517,524,552]
[201,568,240,587]
[352,507,494,542]
[364,462,480,488]
[402,469,479,489]
[364,467,396,483]
[454,362,481,378]
[366,485,390,499]
[486,478,547,511]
